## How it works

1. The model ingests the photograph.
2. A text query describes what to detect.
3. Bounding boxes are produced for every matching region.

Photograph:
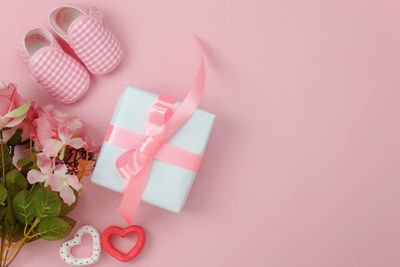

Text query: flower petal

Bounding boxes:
[43,139,63,157]
[44,105,68,121]
[32,116,57,149]
[19,122,31,141]
[2,122,31,142]
[27,170,47,184]
[47,174,63,192]
[54,164,68,177]
[4,116,25,128]
[62,118,84,134]
[68,138,86,149]
[0,81,10,90]
[36,153,53,174]
[1,127,17,142]
[58,127,73,145]
[0,95,11,116]
[66,175,81,191]
[0,117,9,130]
[59,186,76,205]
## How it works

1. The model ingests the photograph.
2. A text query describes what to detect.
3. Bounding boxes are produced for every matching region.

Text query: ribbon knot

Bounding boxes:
[139,136,161,156]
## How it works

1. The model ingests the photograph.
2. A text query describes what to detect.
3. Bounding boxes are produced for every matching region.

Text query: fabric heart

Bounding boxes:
[101,225,145,262]
[59,225,101,265]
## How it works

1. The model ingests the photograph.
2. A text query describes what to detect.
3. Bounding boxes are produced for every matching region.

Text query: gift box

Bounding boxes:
[91,86,215,214]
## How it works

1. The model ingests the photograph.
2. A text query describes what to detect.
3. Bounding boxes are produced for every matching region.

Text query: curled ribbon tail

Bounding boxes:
[118,165,151,224]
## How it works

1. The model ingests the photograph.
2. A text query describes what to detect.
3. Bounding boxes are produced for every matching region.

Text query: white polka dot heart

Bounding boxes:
[59,225,101,265]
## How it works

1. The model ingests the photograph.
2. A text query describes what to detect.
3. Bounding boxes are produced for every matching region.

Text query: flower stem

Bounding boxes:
[1,139,6,187]
[3,219,39,267]
[59,145,66,160]
[3,239,11,266]
[0,235,4,266]
[3,241,25,267]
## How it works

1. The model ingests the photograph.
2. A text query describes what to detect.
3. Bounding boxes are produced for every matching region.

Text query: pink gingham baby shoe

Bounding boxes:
[19,28,90,104]
[49,5,123,75]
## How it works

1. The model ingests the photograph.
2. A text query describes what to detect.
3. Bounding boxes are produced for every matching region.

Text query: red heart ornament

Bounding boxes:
[101,225,145,262]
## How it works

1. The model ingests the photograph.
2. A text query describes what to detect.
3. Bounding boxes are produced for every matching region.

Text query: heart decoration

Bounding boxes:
[59,225,101,265]
[101,225,145,262]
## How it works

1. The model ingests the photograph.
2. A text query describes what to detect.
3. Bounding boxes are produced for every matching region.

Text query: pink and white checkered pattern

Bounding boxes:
[20,29,90,104]
[68,15,123,75]
[29,47,90,103]
[51,6,123,75]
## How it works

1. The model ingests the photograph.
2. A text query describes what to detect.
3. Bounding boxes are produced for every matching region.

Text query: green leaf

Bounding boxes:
[13,190,35,224]
[27,183,40,196]
[32,188,61,219]
[5,169,27,199]
[17,158,31,168]
[6,129,22,146]
[4,206,22,241]
[62,216,77,230]
[21,163,34,178]
[18,159,34,177]
[59,190,79,216]
[10,223,25,242]
[0,207,7,225]
[5,169,27,191]
[6,104,30,118]
[6,184,21,200]
[38,217,72,241]
[0,184,7,204]
[5,206,16,226]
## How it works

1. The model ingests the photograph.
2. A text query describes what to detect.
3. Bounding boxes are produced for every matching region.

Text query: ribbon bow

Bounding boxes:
[115,37,205,224]
[116,96,175,179]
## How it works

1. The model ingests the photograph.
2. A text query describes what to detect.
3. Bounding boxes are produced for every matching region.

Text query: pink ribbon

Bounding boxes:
[109,37,206,224]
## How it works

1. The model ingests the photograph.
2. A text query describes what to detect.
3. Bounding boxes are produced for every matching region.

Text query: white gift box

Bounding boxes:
[91,86,215,213]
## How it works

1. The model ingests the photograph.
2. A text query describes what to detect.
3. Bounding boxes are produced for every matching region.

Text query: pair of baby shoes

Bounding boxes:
[19,5,122,104]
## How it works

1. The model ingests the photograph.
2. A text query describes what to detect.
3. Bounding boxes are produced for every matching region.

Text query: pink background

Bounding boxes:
[1,0,400,266]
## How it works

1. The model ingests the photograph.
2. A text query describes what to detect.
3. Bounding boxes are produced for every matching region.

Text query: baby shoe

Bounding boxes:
[49,5,123,75]
[19,28,90,104]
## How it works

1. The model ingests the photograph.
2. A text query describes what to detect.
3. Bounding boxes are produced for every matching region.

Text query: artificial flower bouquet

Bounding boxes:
[0,81,96,267]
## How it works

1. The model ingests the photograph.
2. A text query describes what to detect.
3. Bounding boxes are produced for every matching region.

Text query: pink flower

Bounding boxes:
[31,106,58,149]
[82,133,101,154]
[31,105,85,150]
[0,81,30,131]
[2,104,36,142]
[48,164,81,205]
[43,126,86,157]
[27,153,54,184]
[43,105,84,134]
